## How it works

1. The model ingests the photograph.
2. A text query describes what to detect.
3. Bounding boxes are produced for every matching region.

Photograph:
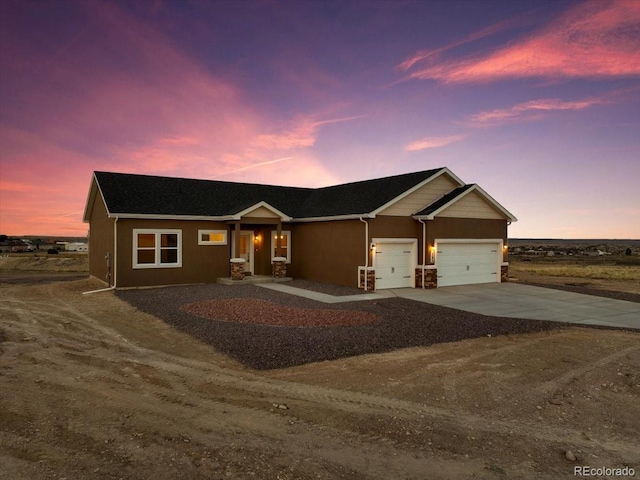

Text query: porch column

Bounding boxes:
[234,222,241,258]
[276,221,282,258]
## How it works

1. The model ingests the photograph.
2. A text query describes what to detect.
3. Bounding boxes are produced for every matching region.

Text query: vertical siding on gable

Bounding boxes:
[379,174,459,216]
[438,191,505,219]
[242,206,281,218]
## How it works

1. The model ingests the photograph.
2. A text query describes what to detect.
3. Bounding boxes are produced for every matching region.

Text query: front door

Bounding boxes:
[232,231,254,274]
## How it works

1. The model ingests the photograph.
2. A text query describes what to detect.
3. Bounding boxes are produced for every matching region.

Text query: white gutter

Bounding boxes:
[418,218,426,289]
[359,217,369,291]
[82,286,116,295]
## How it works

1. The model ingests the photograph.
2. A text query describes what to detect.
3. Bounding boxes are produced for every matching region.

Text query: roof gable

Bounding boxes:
[376,169,462,216]
[235,201,292,221]
[414,184,517,222]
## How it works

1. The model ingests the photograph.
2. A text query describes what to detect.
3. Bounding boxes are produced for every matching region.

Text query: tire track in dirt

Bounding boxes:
[536,344,640,395]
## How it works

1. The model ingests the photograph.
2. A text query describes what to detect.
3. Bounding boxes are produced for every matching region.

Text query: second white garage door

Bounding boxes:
[374,241,415,289]
[437,241,500,287]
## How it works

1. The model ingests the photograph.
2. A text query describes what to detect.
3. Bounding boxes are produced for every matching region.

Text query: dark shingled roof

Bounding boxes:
[414,184,475,217]
[93,168,445,218]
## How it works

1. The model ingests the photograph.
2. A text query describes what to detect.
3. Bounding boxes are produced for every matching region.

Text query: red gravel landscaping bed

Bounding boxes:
[182,298,379,327]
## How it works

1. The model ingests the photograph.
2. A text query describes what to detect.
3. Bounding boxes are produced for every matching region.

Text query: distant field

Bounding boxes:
[510,255,640,282]
[0,254,88,272]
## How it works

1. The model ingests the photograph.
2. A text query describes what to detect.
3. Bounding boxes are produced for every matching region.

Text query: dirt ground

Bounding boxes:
[1,277,639,479]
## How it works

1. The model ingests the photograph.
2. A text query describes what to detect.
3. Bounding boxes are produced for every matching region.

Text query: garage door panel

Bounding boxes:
[437,242,500,288]
[374,242,414,289]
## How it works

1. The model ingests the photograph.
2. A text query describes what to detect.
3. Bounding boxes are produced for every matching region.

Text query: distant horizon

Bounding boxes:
[3,234,639,243]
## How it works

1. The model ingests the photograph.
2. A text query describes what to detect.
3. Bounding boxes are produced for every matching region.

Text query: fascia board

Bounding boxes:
[472,184,518,222]
[369,168,464,217]
[291,213,376,223]
[83,174,110,222]
[107,213,237,221]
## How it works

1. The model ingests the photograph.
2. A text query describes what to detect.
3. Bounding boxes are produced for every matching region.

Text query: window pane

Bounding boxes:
[209,233,225,242]
[138,234,155,248]
[161,249,178,264]
[161,234,178,247]
[137,250,155,264]
[281,235,288,247]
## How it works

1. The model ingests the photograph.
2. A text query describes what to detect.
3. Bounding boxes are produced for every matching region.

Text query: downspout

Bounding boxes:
[113,216,118,289]
[418,218,426,289]
[359,217,369,291]
[83,216,118,295]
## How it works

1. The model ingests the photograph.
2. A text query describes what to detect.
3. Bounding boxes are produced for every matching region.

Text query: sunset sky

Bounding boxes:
[1,0,639,238]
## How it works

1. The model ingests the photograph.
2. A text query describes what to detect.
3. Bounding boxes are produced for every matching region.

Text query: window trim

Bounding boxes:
[271,230,291,264]
[198,229,228,246]
[133,229,182,269]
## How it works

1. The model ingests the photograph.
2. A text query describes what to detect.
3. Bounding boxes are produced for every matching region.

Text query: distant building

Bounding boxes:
[65,242,88,252]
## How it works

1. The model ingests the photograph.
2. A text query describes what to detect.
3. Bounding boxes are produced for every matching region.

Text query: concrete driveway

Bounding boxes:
[391,283,640,330]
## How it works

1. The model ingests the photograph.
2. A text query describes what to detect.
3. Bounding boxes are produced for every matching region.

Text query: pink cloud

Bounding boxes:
[468,96,610,124]
[405,134,466,152]
[397,13,531,72]
[402,0,640,83]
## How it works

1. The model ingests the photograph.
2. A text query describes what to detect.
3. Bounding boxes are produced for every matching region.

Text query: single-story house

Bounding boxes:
[83,167,517,290]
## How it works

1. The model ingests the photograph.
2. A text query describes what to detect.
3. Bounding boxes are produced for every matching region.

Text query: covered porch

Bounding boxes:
[224,202,291,282]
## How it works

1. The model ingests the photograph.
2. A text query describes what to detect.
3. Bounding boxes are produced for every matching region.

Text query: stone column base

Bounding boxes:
[415,267,437,288]
[230,258,245,280]
[501,264,508,282]
[358,268,375,291]
[272,257,287,278]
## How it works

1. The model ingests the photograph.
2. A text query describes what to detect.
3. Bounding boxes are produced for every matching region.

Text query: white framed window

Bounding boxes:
[133,229,182,269]
[198,229,227,245]
[271,230,291,264]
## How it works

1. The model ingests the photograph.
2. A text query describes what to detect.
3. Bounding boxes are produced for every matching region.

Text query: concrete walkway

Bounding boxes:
[258,283,395,303]
[391,283,640,330]
[259,282,639,330]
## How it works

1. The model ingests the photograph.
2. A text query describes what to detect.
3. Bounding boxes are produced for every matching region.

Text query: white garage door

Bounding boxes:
[375,242,414,289]
[437,242,500,287]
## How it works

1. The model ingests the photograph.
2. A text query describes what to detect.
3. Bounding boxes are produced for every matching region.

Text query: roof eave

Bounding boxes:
[106,213,238,221]
[291,212,376,223]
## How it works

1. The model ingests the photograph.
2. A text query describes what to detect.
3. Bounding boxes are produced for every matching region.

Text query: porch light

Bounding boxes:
[370,242,376,250]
